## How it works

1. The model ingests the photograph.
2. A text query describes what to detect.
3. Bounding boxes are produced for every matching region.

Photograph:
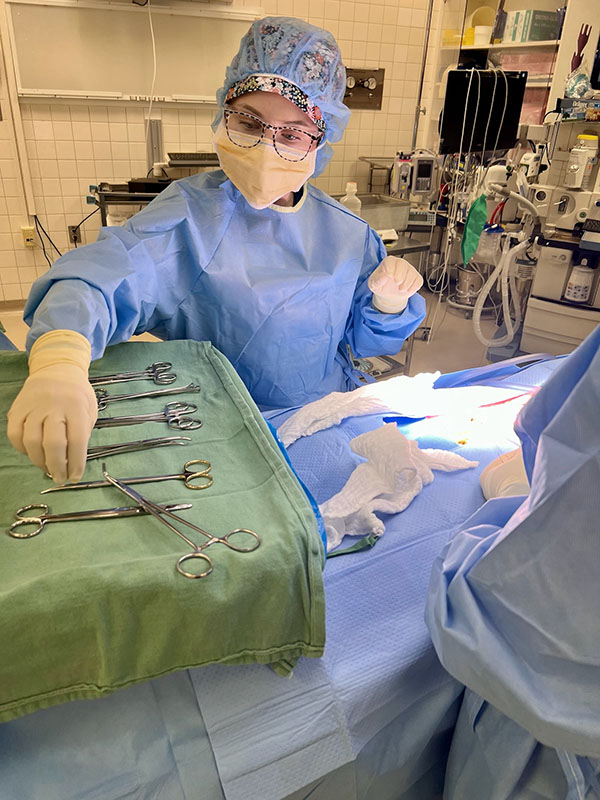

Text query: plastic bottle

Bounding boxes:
[564,260,595,303]
[339,181,362,215]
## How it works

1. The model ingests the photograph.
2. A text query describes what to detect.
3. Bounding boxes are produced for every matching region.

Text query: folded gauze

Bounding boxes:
[319,423,478,552]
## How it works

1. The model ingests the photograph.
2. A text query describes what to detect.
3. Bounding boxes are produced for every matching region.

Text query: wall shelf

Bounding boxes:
[443,39,559,51]
[488,39,559,49]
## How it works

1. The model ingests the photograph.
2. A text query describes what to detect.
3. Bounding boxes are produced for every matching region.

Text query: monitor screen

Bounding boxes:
[438,69,527,155]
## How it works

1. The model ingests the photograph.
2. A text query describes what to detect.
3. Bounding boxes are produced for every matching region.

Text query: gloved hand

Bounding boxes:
[368,255,424,314]
[7,330,97,484]
[480,447,530,499]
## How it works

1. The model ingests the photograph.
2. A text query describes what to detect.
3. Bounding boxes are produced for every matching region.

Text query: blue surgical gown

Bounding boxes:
[426,325,600,798]
[24,171,425,409]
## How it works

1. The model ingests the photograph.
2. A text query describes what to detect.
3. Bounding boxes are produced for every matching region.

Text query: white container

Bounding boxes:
[474,25,493,45]
[564,266,595,303]
[334,192,411,231]
[565,135,598,190]
[531,245,573,301]
[339,182,362,215]
[468,6,496,28]
[356,194,411,231]
[521,297,600,355]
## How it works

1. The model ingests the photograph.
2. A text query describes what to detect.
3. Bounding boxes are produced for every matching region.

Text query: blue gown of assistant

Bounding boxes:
[426,325,600,798]
[24,171,425,409]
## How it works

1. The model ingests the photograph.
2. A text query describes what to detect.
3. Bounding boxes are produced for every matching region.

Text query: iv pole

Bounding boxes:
[411,0,436,150]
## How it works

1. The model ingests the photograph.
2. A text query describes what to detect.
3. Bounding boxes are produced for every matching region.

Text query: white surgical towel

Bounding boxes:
[319,423,478,553]
[278,374,529,448]
[278,372,440,447]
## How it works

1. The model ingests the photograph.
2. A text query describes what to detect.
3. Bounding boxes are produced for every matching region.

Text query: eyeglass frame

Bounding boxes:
[223,106,324,162]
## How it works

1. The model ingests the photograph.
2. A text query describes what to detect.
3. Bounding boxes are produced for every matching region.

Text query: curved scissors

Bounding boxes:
[8,501,192,539]
[102,466,260,579]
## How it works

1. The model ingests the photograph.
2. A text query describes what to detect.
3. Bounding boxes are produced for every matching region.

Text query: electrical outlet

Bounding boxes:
[68,225,81,245]
[21,225,36,248]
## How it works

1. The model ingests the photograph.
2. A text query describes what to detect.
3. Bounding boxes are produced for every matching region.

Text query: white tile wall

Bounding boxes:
[0,0,441,303]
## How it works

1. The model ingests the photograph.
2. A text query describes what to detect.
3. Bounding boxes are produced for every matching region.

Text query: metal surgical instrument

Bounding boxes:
[94,402,202,431]
[41,460,214,494]
[86,436,191,461]
[95,383,201,411]
[102,465,260,579]
[89,362,177,386]
[8,502,192,539]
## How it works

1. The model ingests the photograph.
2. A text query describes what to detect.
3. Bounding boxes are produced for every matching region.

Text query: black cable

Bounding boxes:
[71,207,100,248]
[543,110,560,122]
[33,216,53,268]
[33,215,62,257]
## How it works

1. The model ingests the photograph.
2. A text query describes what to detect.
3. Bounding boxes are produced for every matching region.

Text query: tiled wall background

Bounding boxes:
[0,0,442,304]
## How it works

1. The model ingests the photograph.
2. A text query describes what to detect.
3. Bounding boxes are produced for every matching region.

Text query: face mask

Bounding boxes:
[212,122,317,210]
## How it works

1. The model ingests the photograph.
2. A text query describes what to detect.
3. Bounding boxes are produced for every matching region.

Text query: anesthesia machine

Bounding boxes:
[394,66,600,358]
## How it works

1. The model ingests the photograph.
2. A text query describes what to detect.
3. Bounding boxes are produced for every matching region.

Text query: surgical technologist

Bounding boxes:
[7,17,426,485]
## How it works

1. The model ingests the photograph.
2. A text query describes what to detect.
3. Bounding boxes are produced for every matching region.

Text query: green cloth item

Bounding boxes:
[461,194,488,265]
[327,534,380,558]
[0,340,325,722]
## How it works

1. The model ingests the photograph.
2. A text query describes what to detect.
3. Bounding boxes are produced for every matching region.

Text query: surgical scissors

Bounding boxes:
[41,459,214,494]
[102,465,261,579]
[94,402,202,431]
[95,383,201,411]
[8,501,192,539]
[86,436,191,461]
[89,362,177,386]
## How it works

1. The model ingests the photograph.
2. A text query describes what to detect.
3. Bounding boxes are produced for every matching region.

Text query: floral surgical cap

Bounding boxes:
[212,17,350,176]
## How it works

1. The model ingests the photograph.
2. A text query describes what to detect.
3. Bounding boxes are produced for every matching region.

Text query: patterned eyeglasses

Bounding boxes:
[223,107,323,162]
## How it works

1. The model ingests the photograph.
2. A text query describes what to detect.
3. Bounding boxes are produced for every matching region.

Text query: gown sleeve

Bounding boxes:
[23,182,214,360]
[343,226,426,359]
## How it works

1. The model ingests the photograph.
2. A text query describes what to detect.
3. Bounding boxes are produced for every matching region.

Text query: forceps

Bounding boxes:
[86,436,191,461]
[8,501,192,539]
[95,402,202,431]
[102,465,261,579]
[41,459,214,494]
[95,383,201,411]
[89,362,177,386]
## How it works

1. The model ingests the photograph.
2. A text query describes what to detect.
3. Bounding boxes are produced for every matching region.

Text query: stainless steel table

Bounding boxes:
[386,232,431,257]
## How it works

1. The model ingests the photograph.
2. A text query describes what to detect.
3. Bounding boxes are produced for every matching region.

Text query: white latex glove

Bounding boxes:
[7,330,97,484]
[480,447,530,499]
[367,255,424,313]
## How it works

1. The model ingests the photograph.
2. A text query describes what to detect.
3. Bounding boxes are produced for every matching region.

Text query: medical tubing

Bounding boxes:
[501,257,515,345]
[508,191,539,221]
[499,247,513,345]
[488,185,540,222]
[472,240,529,347]
[510,271,521,332]
[472,253,506,347]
